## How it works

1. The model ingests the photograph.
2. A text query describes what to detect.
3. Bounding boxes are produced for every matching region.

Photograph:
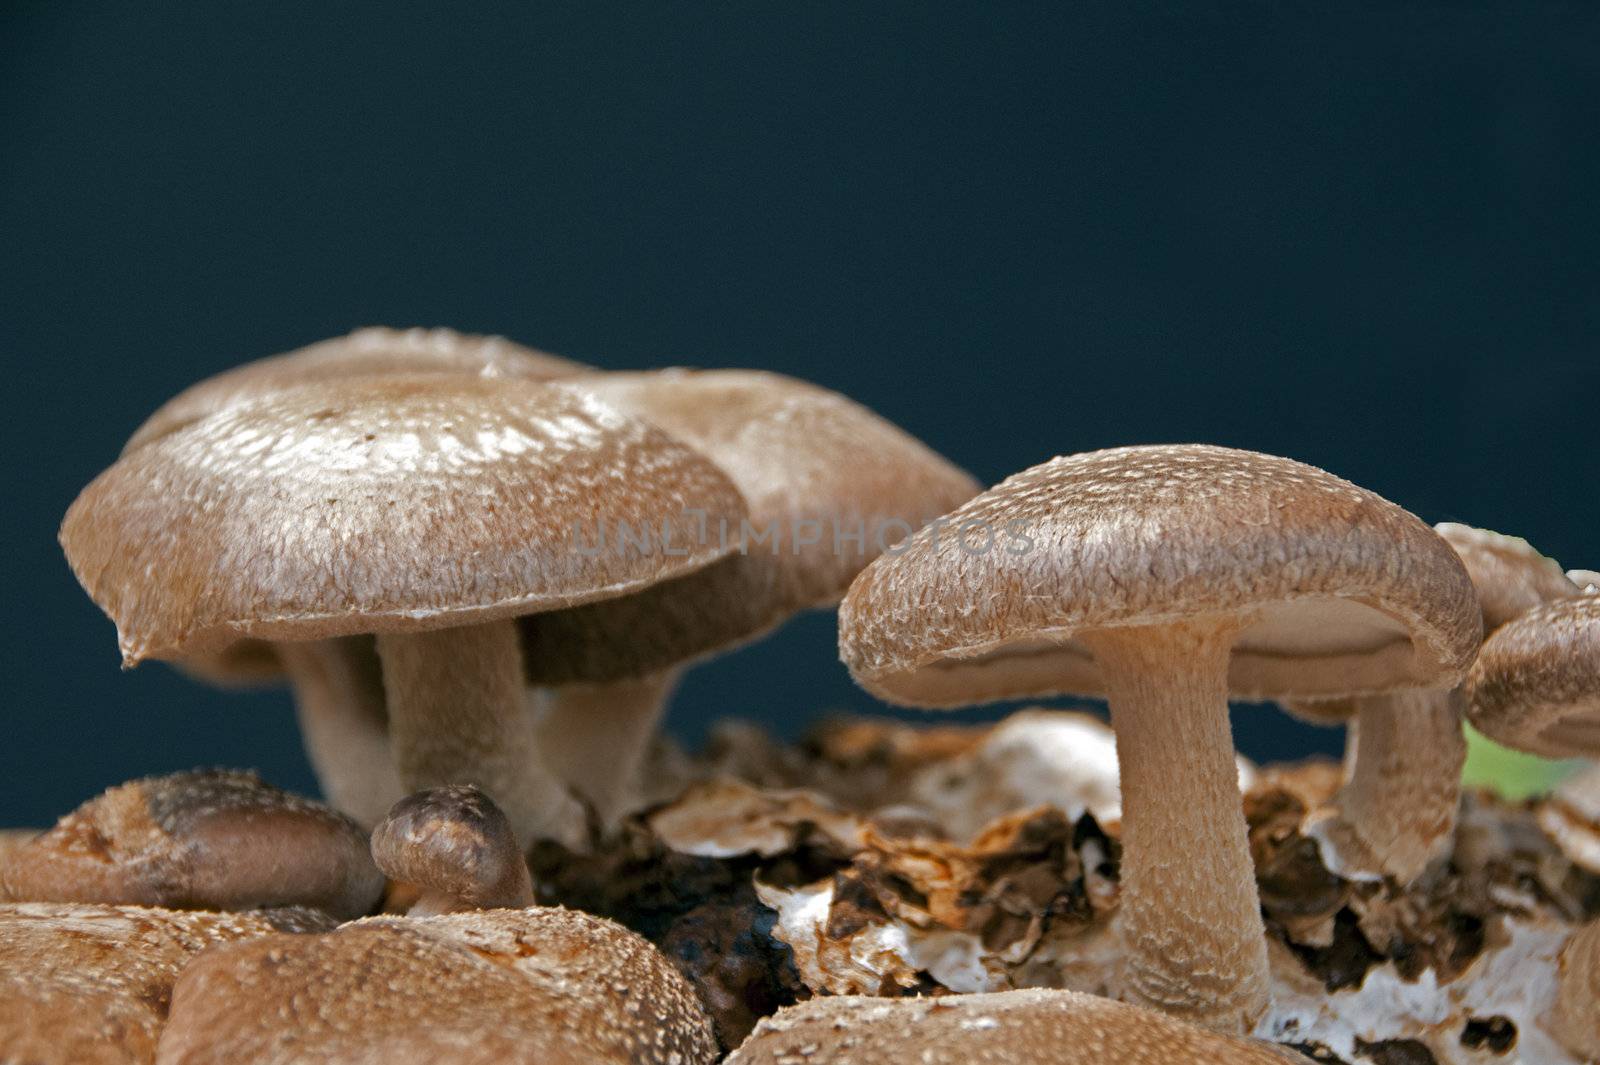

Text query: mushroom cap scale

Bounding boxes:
[841,445,1481,708]
[725,989,1310,1064]
[156,907,718,1065]
[0,901,331,1065]
[523,368,980,683]
[1466,594,1600,758]
[124,326,590,453]
[62,375,748,664]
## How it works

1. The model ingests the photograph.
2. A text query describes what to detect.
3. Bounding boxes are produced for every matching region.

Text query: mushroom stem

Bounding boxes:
[1547,919,1600,1059]
[1080,618,1269,1034]
[376,622,582,848]
[276,638,404,828]
[533,670,680,826]
[1311,689,1465,884]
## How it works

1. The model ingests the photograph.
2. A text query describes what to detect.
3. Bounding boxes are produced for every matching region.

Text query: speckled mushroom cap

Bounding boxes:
[725,989,1310,1064]
[0,901,332,1065]
[156,907,718,1065]
[61,375,748,665]
[840,445,1481,708]
[1466,595,1600,758]
[0,770,383,920]
[521,368,980,683]
[124,326,589,453]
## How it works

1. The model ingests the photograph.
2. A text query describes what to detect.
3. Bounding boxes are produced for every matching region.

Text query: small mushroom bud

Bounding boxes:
[0,769,383,921]
[371,786,534,916]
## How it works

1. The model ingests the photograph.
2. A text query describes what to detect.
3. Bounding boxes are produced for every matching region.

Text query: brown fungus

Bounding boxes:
[840,445,1480,1031]
[370,785,534,915]
[725,988,1312,1064]
[0,769,382,919]
[522,368,979,824]
[1467,595,1600,760]
[155,907,718,1065]
[61,375,748,846]
[0,901,332,1065]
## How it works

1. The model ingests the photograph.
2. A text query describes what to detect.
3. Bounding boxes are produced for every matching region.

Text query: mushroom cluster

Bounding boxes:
[5,327,1594,1062]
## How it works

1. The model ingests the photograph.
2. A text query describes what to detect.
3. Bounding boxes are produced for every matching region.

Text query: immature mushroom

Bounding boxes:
[1466,594,1600,758]
[124,325,589,452]
[370,785,534,915]
[60,375,747,846]
[523,368,979,822]
[118,330,587,826]
[1284,523,1581,882]
[725,989,1311,1064]
[0,901,332,1065]
[1545,919,1600,1060]
[0,769,383,919]
[156,907,718,1065]
[839,445,1480,1031]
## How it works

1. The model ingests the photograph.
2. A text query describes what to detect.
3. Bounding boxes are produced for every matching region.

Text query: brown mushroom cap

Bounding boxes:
[124,326,589,453]
[0,770,383,920]
[0,901,332,1065]
[370,786,533,915]
[62,374,747,663]
[725,989,1310,1064]
[522,368,980,683]
[1466,594,1600,758]
[157,907,718,1065]
[841,445,1481,708]
[1435,523,1580,632]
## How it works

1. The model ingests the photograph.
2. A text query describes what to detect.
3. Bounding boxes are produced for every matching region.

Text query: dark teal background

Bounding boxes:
[4,2,1596,825]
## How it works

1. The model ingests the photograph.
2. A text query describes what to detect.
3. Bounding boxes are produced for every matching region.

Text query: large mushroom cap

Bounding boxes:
[841,444,1481,708]
[0,769,383,920]
[1435,523,1580,631]
[523,368,980,683]
[0,901,331,1065]
[725,989,1310,1064]
[124,326,590,453]
[157,907,718,1065]
[62,375,747,664]
[1466,594,1600,758]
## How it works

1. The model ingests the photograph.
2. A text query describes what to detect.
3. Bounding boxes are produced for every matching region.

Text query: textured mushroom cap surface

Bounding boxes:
[725,989,1310,1064]
[0,901,331,1065]
[0,770,383,919]
[1466,595,1600,758]
[63,375,748,663]
[156,907,718,1065]
[124,326,589,452]
[840,445,1481,707]
[370,786,530,911]
[1435,523,1579,631]
[523,368,980,683]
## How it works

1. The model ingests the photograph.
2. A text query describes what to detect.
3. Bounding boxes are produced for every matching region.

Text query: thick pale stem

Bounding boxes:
[409,861,535,918]
[377,622,583,848]
[276,637,404,827]
[1081,618,1269,1034]
[1324,689,1465,884]
[532,671,679,826]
